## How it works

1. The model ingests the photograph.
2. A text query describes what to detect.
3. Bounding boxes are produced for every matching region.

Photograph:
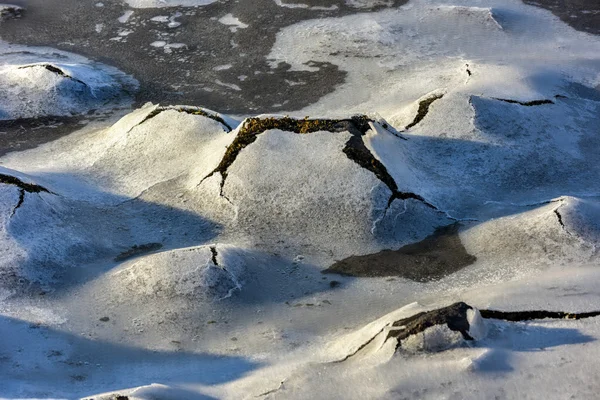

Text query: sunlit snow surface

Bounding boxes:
[1,0,600,399]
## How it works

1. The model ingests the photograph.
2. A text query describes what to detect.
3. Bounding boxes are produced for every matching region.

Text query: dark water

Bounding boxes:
[523,0,600,35]
[0,0,408,114]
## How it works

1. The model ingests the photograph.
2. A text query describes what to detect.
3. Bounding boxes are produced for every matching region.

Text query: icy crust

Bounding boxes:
[111,244,246,301]
[0,47,137,120]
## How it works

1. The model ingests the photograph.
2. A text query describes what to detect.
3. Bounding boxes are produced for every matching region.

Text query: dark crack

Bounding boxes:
[405,94,444,130]
[133,105,233,133]
[210,245,219,267]
[0,173,51,216]
[0,173,51,194]
[493,98,554,106]
[201,116,436,211]
[466,64,472,77]
[388,303,600,352]
[554,208,565,228]
[18,63,88,87]
[12,189,25,217]
[479,309,600,321]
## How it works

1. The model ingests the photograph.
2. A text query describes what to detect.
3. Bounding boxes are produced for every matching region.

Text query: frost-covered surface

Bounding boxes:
[1,0,600,398]
[0,43,137,120]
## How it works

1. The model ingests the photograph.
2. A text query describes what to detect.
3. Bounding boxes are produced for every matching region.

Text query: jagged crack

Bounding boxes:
[0,173,52,217]
[18,63,88,87]
[405,94,444,130]
[210,245,219,267]
[201,116,437,211]
[554,208,565,228]
[479,309,600,321]
[341,302,600,359]
[493,98,554,106]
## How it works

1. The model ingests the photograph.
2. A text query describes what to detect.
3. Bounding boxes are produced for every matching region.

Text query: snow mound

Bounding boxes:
[0,62,133,120]
[0,168,92,292]
[81,104,236,199]
[195,116,451,260]
[462,198,598,274]
[111,244,246,301]
[327,302,488,362]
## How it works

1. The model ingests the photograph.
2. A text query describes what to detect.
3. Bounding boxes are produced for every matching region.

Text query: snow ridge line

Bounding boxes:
[18,63,89,87]
[128,105,233,134]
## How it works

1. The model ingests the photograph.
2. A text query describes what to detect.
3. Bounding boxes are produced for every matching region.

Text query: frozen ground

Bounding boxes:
[0,0,600,399]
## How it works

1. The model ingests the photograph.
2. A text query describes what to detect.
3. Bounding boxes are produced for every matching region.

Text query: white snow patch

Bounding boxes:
[218,13,249,32]
[118,10,134,23]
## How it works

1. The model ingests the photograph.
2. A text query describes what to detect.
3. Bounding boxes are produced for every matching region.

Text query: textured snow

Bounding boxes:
[1,0,600,398]
[0,43,137,120]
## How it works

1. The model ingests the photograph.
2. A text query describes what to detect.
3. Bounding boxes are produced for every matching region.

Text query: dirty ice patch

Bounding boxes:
[124,0,218,7]
[0,45,138,120]
[218,13,249,32]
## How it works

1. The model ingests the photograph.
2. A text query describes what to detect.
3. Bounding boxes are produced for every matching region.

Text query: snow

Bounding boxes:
[0,43,137,120]
[118,10,134,23]
[1,0,600,398]
[218,13,249,32]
